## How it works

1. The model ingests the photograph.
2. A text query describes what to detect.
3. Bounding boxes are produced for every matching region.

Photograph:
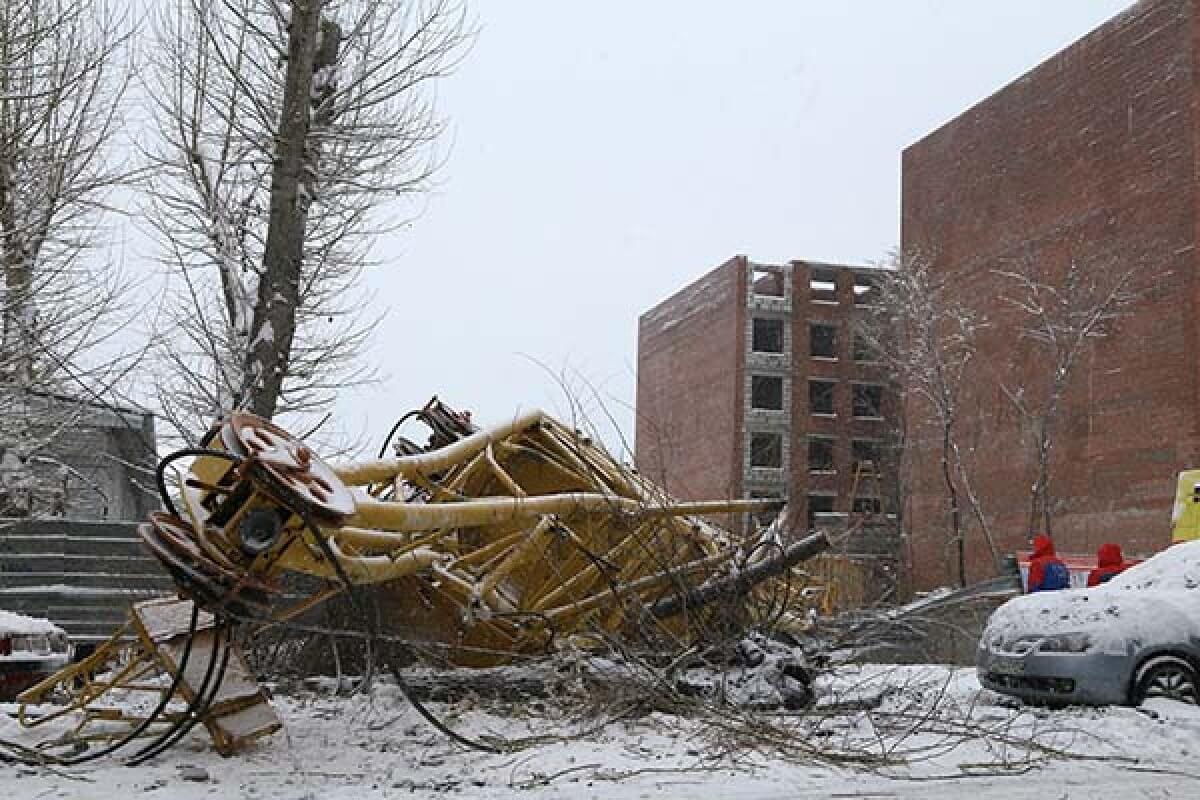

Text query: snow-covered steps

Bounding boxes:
[0,518,174,643]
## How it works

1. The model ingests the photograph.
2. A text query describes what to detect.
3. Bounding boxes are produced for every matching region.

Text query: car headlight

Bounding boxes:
[1037,633,1092,653]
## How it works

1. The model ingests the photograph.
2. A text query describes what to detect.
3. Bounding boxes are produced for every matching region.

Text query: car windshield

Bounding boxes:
[1107,540,1200,591]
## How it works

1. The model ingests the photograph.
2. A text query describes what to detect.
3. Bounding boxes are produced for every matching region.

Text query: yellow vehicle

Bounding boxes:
[1171,469,1200,543]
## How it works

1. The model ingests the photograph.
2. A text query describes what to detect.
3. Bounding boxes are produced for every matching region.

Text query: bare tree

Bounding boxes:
[995,258,1143,539]
[143,0,472,440]
[857,251,997,587]
[0,0,141,516]
[0,0,131,383]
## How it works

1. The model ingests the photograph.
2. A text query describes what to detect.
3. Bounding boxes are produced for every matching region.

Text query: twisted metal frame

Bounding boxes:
[10,398,833,761]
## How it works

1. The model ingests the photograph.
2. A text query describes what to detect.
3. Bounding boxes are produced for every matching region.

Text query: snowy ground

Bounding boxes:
[4,664,1200,799]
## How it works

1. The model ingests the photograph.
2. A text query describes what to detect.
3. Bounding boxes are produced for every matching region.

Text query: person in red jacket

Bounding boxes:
[1027,534,1070,592]
[1087,542,1128,587]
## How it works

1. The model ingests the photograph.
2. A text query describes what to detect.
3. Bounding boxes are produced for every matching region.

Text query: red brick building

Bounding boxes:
[902,0,1193,588]
[635,255,893,534]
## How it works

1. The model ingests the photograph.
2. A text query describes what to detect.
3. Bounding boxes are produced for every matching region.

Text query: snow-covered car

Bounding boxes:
[978,540,1200,706]
[0,611,72,701]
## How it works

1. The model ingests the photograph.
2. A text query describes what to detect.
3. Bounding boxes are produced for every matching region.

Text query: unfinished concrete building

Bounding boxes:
[635,255,894,537]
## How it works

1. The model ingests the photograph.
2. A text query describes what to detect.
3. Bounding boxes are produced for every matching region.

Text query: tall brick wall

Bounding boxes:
[636,257,746,519]
[902,0,1198,588]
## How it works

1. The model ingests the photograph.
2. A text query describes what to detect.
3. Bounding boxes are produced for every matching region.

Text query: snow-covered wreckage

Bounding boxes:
[2,399,847,763]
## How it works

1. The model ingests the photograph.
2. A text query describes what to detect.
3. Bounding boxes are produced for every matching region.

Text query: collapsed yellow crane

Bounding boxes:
[12,399,840,760]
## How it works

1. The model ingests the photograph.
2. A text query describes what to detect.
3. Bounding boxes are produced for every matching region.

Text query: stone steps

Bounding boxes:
[1,571,175,590]
[1,554,169,575]
[0,519,174,643]
[0,534,148,557]
[0,518,147,539]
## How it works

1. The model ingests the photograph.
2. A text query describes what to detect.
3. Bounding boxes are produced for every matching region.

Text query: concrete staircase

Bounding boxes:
[0,518,174,643]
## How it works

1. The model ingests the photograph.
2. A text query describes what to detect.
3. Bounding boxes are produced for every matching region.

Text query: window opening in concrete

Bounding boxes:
[852,384,883,418]
[809,380,835,415]
[751,375,784,410]
[807,493,836,530]
[751,267,785,297]
[808,436,835,472]
[853,274,878,306]
[852,496,882,514]
[750,432,783,469]
[810,267,838,303]
[810,323,837,359]
[851,439,879,471]
[852,332,876,363]
[752,317,784,353]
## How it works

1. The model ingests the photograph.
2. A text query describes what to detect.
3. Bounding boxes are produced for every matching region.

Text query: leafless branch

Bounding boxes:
[142,0,473,442]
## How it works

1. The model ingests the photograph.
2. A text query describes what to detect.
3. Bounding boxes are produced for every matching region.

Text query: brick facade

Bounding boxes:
[636,255,893,535]
[902,0,1196,588]
[636,257,746,531]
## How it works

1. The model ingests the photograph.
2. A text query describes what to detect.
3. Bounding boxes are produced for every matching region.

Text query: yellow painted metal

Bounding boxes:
[483,443,525,497]
[477,516,556,600]
[16,599,278,757]
[1171,469,1200,543]
[348,493,775,532]
[544,550,733,625]
[334,409,545,486]
[80,405,807,674]
[16,401,835,761]
[16,625,145,730]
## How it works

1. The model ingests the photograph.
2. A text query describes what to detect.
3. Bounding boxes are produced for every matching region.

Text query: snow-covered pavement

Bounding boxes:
[4,665,1200,799]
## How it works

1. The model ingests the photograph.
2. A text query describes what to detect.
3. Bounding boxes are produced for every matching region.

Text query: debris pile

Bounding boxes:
[5,398,846,761]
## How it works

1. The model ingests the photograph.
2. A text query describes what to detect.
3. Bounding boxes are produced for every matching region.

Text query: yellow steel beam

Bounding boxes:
[349,494,781,533]
[334,409,545,486]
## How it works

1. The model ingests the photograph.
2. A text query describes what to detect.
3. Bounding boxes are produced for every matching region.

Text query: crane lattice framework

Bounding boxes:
[15,399,837,758]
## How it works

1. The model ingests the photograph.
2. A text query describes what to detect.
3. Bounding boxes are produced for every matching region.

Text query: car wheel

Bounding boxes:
[1133,656,1200,705]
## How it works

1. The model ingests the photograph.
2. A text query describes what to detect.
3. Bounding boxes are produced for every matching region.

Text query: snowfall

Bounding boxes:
[4,662,1200,799]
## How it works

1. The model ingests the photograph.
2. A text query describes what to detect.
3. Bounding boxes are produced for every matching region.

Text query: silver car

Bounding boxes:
[978,540,1200,706]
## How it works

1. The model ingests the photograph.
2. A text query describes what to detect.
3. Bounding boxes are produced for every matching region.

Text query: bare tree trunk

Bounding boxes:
[241,0,327,419]
[148,1,468,440]
[0,258,33,386]
[0,134,35,386]
[0,0,130,394]
[941,422,965,587]
[648,531,833,620]
[1027,392,1060,539]
[0,172,34,385]
[950,437,1001,571]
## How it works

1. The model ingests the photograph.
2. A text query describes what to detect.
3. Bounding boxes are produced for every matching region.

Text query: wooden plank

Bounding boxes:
[130,597,281,754]
[133,597,215,641]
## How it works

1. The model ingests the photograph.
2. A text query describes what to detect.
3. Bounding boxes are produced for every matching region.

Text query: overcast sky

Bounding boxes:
[332,1,1134,455]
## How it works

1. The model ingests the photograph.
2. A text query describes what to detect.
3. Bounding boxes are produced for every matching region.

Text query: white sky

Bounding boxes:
[311,2,1134,454]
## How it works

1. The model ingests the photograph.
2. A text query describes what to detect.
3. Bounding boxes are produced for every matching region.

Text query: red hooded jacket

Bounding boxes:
[1027,534,1069,592]
[1087,543,1127,587]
